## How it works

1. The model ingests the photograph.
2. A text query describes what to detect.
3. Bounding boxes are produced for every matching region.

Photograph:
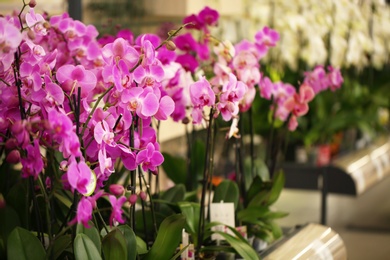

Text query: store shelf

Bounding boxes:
[279,136,390,224]
[261,223,347,260]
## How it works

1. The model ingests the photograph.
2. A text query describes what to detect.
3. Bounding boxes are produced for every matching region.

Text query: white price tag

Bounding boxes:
[210,202,235,241]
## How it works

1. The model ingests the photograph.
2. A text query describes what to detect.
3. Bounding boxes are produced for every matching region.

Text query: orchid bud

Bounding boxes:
[6,150,20,164]
[109,184,125,196]
[5,138,18,150]
[59,160,68,171]
[0,194,5,209]
[182,117,190,125]
[28,0,37,8]
[165,40,176,51]
[128,194,137,205]
[43,21,51,29]
[139,191,147,201]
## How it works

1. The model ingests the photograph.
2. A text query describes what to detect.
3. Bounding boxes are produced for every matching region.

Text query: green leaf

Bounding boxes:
[245,176,264,205]
[143,214,186,260]
[161,152,187,184]
[264,211,289,219]
[269,221,283,240]
[212,180,239,210]
[5,182,28,227]
[74,233,102,260]
[0,206,21,244]
[136,236,148,255]
[237,206,269,222]
[117,225,137,260]
[266,170,285,205]
[213,231,259,260]
[247,190,269,208]
[7,227,46,260]
[76,222,101,253]
[178,202,200,237]
[51,234,72,259]
[102,228,128,260]
[53,191,72,208]
[161,184,186,203]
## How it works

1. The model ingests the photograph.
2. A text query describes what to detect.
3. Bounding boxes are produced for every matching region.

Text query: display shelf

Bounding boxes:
[260,223,347,260]
[279,136,390,224]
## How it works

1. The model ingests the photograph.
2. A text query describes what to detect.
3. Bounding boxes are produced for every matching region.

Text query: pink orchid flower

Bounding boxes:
[67,157,94,195]
[136,142,164,173]
[121,86,159,119]
[0,17,23,70]
[56,64,97,98]
[108,195,127,226]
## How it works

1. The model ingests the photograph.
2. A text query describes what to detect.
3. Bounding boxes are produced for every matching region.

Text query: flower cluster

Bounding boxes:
[0,3,343,229]
[1,5,175,226]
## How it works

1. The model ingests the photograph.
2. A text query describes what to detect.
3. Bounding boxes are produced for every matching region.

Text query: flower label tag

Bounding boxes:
[180,229,194,260]
[210,201,235,241]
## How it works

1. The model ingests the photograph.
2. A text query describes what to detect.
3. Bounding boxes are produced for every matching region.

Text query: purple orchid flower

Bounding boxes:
[136,142,164,173]
[56,64,97,98]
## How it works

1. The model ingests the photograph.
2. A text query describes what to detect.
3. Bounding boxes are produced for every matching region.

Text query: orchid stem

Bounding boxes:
[197,108,214,254]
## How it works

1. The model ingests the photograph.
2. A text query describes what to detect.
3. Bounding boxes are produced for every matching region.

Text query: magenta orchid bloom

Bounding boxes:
[102,38,139,68]
[303,66,328,94]
[20,139,44,179]
[217,73,247,121]
[136,142,164,173]
[175,53,199,73]
[25,8,47,36]
[121,87,159,118]
[0,17,23,70]
[197,6,219,27]
[108,195,127,226]
[69,191,103,227]
[327,66,344,91]
[48,109,74,139]
[183,14,203,30]
[67,158,94,195]
[56,64,97,98]
[189,76,216,108]
[254,26,280,58]
[69,196,93,227]
[133,64,164,88]
[175,33,198,52]
[94,120,115,146]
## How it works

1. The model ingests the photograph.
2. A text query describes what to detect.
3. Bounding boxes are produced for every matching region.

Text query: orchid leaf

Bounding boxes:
[102,228,128,260]
[213,231,259,260]
[237,206,269,222]
[266,170,285,206]
[161,152,186,184]
[212,180,239,210]
[51,234,72,259]
[136,236,148,255]
[178,202,200,237]
[76,222,101,253]
[161,184,185,203]
[143,214,186,260]
[7,227,46,260]
[117,225,137,260]
[74,233,102,260]
[0,206,21,245]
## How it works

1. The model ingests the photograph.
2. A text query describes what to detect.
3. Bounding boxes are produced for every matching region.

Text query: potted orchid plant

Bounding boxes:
[0,1,343,259]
